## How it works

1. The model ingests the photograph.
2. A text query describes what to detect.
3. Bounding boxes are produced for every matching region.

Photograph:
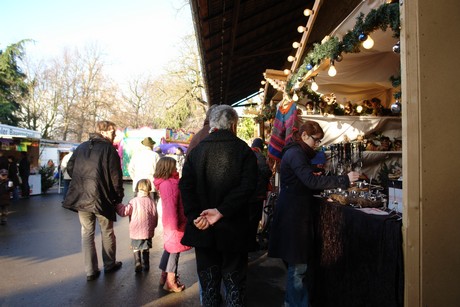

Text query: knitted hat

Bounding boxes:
[251,138,264,151]
[141,137,156,148]
[0,169,8,175]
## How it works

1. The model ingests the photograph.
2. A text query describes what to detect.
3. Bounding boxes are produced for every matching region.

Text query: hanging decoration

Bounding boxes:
[286,2,400,92]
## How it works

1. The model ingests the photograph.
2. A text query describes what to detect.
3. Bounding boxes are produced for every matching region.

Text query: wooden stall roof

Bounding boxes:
[190,0,362,106]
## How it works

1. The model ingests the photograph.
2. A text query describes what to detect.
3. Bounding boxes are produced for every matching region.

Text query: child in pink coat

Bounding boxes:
[116,179,158,272]
[154,157,191,292]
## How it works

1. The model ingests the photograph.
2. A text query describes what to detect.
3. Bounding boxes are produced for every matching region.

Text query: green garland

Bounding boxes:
[254,103,277,123]
[286,2,400,92]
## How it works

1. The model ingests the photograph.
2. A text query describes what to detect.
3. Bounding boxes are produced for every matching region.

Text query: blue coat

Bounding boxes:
[268,142,350,264]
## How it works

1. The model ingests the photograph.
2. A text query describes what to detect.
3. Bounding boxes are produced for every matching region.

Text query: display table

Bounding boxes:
[311,199,404,307]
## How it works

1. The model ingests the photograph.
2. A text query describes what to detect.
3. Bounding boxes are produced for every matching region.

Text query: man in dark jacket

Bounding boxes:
[63,120,124,281]
[179,105,258,306]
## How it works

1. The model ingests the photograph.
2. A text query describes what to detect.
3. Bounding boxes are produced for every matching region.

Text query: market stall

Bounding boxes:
[0,124,42,196]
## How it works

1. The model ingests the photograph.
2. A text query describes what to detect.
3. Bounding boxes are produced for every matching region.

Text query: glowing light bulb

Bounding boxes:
[311,81,318,91]
[261,80,266,85]
[297,26,307,33]
[356,105,363,113]
[362,35,374,49]
[303,9,313,16]
[293,93,299,101]
[328,64,337,77]
[283,69,291,75]
[287,56,296,62]
[292,41,301,49]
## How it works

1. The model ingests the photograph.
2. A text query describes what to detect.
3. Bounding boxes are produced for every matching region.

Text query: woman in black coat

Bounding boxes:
[268,120,359,307]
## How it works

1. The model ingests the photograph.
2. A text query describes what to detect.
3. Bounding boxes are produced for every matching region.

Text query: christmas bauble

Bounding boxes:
[306,63,313,70]
[392,41,400,53]
[335,54,343,62]
[391,101,401,113]
[358,33,367,42]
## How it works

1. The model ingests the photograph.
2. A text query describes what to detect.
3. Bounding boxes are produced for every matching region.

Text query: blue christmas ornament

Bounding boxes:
[306,63,313,70]
[358,33,367,42]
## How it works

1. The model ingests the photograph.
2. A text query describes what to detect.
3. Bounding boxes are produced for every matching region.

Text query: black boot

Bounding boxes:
[134,251,142,272]
[142,250,150,271]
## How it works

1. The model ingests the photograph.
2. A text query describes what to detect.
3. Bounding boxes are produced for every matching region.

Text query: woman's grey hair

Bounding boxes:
[209,105,239,130]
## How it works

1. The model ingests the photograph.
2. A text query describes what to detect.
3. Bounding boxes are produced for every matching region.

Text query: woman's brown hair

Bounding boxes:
[154,156,177,179]
[292,120,324,142]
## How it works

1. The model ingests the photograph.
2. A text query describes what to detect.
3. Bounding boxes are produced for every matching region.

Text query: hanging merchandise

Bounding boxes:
[268,99,299,161]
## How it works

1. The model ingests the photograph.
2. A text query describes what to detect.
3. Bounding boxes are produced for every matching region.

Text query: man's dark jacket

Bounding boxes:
[179,129,258,252]
[62,133,124,221]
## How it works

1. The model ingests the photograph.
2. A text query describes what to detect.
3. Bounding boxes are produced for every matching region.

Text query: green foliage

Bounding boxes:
[0,40,30,125]
[237,117,256,142]
[39,166,56,193]
[254,104,277,123]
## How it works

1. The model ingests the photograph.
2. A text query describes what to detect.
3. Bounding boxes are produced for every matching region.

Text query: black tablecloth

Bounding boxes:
[310,200,404,307]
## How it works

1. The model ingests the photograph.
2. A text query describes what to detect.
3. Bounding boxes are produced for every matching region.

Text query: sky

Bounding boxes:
[0,0,194,84]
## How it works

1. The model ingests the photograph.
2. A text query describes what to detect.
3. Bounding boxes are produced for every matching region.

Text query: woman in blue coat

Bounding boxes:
[268,120,359,307]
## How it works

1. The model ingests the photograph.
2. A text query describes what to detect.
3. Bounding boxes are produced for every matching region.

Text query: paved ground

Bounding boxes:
[0,183,286,307]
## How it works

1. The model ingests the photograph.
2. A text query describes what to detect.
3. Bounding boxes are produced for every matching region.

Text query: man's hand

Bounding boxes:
[200,208,223,226]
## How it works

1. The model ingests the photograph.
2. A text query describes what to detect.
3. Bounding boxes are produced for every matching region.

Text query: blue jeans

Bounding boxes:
[62,179,71,199]
[285,263,309,307]
[78,211,117,275]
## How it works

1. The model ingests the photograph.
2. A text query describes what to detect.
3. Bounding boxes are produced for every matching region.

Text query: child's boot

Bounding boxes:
[163,272,185,292]
[142,250,150,271]
[133,251,142,272]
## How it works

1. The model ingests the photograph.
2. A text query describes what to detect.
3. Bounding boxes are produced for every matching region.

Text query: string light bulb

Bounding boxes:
[356,105,363,113]
[292,41,301,49]
[303,9,313,16]
[328,61,337,77]
[261,80,266,85]
[297,26,307,33]
[293,93,299,101]
[362,35,374,49]
[287,55,296,62]
[311,79,319,91]
[283,69,291,75]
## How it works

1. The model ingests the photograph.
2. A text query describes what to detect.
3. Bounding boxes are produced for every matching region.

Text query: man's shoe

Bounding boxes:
[86,270,101,281]
[105,261,122,273]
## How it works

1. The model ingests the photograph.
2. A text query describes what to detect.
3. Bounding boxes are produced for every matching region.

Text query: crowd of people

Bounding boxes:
[0,104,359,306]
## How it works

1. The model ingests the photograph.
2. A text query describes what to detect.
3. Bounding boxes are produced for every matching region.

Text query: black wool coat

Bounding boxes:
[62,133,124,221]
[268,142,350,264]
[179,129,258,252]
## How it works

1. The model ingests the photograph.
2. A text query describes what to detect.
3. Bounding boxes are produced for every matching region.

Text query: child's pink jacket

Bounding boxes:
[154,173,191,253]
[116,195,158,240]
